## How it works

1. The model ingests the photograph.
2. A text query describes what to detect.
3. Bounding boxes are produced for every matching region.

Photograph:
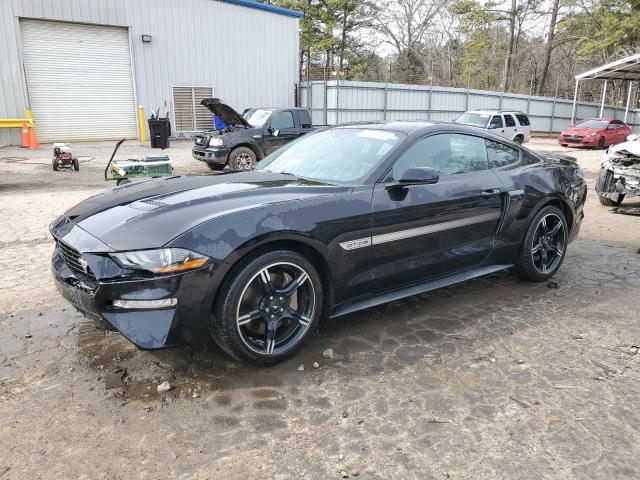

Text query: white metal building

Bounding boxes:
[0,0,302,145]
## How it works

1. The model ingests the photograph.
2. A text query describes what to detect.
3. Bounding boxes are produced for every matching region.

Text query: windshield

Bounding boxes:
[454,113,490,128]
[244,109,273,127]
[576,120,608,129]
[256,128,404,184]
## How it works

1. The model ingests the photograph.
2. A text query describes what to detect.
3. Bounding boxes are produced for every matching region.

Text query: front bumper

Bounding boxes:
[558,135,598,147]
[51,242,222,349]
[192,146,230,165]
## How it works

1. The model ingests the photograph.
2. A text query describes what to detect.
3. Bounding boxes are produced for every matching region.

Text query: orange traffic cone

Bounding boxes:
[28,125,39,150]
[21,123,29,147]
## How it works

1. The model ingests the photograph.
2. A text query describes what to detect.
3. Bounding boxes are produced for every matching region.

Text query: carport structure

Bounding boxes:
[571,53,640,124]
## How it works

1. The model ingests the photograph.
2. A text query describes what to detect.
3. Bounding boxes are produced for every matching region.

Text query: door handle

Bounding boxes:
[481,189,502,197]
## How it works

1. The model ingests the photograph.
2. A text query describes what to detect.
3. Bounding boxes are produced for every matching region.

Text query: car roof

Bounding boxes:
[465,110,526,115]
[336,120,446,134]
[333,120,508,136]
[579,117,616,122]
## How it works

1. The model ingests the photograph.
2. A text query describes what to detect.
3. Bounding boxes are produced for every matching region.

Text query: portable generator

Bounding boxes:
[52,143,79,171]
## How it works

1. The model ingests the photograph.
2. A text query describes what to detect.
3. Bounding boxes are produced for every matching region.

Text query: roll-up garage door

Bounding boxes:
[20,19,137,142]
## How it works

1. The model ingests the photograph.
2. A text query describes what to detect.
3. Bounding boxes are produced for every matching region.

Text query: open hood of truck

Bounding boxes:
[200,98,250,128]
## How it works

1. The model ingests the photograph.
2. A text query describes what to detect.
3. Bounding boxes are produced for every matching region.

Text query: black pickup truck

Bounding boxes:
[192,98,314,170]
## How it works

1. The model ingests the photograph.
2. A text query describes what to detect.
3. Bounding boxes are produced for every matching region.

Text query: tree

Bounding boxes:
[535,0,560,95]
[370,0,449,83]
[501,0,517,91]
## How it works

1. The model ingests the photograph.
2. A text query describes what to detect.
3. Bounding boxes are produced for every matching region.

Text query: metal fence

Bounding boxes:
[299,80,640,134]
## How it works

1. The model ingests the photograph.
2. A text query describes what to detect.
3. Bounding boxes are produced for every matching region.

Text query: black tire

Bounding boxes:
[597,137,605,149]
[73,157,79,171]
[598,194,625,207]
[515,205,568,282]
[596,168,625,206]
[116,178,131,186]
[228,147,257,171]
[211,249,323,365]
[52,158,59,171]
[560,144,568,148]
[206,163,226,171]
[513,135,523,145]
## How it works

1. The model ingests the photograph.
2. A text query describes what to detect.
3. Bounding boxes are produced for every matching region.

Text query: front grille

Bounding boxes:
[58,240,95,279]
[564,136,583,143]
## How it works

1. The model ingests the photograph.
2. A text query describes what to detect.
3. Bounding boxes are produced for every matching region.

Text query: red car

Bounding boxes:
[558,118,631,149]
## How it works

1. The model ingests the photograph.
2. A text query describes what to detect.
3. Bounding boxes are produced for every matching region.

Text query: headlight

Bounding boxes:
[208,137,224,147]
[111,248,209,274]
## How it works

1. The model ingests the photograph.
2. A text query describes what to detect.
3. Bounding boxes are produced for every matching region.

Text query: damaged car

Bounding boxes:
[50,122,586,365]
[192,98,314,171]
[595,134,640,206]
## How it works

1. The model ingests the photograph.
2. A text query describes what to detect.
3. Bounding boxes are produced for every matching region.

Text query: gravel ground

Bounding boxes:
[0,138,639,479]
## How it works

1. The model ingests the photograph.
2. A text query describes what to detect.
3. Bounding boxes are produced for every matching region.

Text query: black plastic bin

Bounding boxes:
[148,118,171,149]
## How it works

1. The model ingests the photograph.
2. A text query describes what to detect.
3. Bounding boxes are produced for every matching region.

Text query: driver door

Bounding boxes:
[370,133,505,292]
[264,111,298,155]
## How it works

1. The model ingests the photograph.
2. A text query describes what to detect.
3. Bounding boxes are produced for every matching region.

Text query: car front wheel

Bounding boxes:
[228,147,257,170]
[211,249,323,364]
[515,205,568,282]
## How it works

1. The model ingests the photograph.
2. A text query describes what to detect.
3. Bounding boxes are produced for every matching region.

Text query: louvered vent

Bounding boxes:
[172,87,214,134]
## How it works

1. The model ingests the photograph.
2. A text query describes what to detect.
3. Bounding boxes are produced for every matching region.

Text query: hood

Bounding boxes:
[608,140,640,158]
[60,171,346,251]
[200,98,250,128]
[562,126,602,135]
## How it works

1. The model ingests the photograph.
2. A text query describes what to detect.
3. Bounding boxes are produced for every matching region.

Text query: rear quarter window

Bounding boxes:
[522,150,542,164]
[515,113,530,126]
[486,140,520,168]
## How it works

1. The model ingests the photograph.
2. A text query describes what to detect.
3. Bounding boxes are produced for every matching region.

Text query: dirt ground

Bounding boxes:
[0,138,639,480]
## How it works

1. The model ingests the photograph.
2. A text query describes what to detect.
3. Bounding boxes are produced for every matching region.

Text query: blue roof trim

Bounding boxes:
[218,0,304,18]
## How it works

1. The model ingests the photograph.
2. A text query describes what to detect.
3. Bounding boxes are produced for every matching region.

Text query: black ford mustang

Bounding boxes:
[50,122,587,364]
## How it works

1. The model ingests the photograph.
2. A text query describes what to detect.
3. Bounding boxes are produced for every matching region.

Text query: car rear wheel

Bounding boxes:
[228,147,257,170]
[513,135,523,144]
[597,137,606,149]
[515,205,568,282]
[211,249,323,365]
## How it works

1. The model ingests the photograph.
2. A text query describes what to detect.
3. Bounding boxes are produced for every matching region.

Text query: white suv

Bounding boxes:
[454,110,532,144]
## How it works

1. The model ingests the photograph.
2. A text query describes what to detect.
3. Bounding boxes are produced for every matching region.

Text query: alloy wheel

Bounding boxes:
[236,152,254,170]
[235,262,316,355]
[531,213,565,274]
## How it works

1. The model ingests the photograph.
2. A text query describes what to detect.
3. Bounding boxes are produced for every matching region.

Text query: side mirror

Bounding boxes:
[269,128,280,137]
[487,124,498,129]
[387,167,439,189]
